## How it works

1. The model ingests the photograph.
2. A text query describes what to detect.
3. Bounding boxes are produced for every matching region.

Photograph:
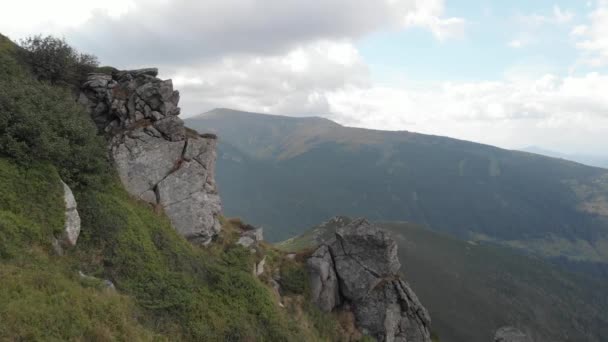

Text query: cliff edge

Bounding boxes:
[78,68,222,244]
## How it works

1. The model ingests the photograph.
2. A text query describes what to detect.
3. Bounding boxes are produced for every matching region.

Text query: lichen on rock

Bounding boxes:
[79,69,222,245]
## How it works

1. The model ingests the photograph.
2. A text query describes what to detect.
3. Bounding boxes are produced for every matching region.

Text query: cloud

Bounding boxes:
[45,0,465,67]
[574,1,608,66]
[397,0,466,40]
[324,73,608,153]
[516,5,575,26]
[170,40,369,117]
[508,39,525,48]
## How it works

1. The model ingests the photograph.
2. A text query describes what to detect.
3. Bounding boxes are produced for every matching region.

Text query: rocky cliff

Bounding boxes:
[78,68,222,244]
[307,218,432,342]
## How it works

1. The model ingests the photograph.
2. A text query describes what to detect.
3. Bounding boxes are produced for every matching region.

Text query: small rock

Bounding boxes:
[59,180,80,247]
[237,236,256,248]
[254,256,266,276]
[494,326,531,342]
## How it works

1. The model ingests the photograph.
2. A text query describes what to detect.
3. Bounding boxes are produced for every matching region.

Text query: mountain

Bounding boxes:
[520,146,608,169]
[185,109,608,268]
[280,217,608,342]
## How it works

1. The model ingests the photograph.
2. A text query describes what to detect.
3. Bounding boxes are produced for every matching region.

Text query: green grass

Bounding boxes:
[0,159,63,258]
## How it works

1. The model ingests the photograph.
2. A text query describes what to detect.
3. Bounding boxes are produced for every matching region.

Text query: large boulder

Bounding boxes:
[307,218,432,342]
[80,69,222,245]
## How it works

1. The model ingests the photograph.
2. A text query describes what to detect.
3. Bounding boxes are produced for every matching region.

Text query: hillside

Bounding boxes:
[0,34,350,341]
[186,109,608,268]
[280,217,608,342]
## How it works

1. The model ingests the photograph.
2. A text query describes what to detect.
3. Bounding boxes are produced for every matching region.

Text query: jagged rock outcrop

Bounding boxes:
[494,327,531,342]
[307,218,432,342]
[79,69,222,245]
[60,180,80,247]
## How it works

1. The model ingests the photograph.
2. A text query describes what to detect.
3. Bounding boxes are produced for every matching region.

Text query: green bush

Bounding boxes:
[280,260,309,295]
[18,35,98,87]
[0,36,109,188]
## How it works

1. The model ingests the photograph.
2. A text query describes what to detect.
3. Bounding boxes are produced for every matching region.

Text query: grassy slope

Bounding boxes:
[0,33,345,341]
[186,110,608,267]
[280,219,608,342]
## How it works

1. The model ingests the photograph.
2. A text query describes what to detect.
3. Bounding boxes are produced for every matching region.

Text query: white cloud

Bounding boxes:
[553,5,575,23]
[574,1,608,66]
[170,40,369,117]
[517,5,575,26]
[324,73,608,153]
[508,39,524,48]
[0,0,465,67]
[0,0,134,38]
[397,0,466,40]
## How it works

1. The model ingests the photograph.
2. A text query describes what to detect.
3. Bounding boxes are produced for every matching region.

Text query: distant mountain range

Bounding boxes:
[279,217,608,342]
[519,146,608,169]
[185,109,608,268]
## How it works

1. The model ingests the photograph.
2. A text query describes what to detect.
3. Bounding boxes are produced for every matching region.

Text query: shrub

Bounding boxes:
[0,38,109,188]
[18,35,98,87]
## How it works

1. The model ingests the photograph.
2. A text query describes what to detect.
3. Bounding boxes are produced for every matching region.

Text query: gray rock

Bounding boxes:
[237,236,256,248]
[80,69,223,245]
[307,245,341,312]
[494,327,531,342]
[154,116,185,141]
[307,218,431,342]
[330,218,400,301]
[60,180,80,247]
[254,256,266,276]
[78,271,116,291]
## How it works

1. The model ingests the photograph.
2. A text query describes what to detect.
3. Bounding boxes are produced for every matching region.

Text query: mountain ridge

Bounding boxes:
[186,108,608,268]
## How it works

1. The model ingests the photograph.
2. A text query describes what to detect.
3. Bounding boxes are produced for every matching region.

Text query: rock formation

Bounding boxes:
[79,68,221,245]
[307,218,432,342]
[60,180,80,247]
[494,327,531,342]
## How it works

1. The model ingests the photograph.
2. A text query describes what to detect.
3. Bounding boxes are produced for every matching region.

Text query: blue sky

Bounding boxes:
[359,1,598,83]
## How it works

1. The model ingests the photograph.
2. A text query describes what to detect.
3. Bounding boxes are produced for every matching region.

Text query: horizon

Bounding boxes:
[1,0,608,154]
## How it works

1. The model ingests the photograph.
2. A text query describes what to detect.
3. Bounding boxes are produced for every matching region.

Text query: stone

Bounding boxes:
[494,327,531,342]
[329,218,400,301]
[237,236,256,248]
[154,116,186,141]
[307,218,432,342]
[237,227,264,248]
[78,271,116,291]
[307,245,341,312]
[254,256,266,276]
[60,180,80,247]
[80,69,223,245]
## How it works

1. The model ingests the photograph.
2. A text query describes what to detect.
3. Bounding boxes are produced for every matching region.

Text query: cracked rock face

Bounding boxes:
[307,218,432,342]
[80,69,222,245]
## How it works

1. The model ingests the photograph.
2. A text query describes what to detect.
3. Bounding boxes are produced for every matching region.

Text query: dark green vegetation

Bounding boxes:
[0,33,109,188]
[0,34,345,341]
[186,109,608,269]
[280,218,608,342]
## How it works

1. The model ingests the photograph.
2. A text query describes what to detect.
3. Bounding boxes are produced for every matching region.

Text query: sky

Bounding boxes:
[1,0,608,154]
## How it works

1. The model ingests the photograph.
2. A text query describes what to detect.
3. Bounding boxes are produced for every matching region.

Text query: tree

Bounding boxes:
[19,35,98,87]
